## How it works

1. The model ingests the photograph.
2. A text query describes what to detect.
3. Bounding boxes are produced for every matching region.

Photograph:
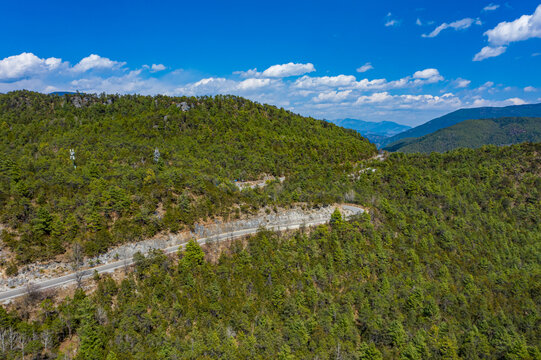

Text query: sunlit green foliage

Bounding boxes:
[1,143,539,359]
[0,91,375,261]
[387,117,541,153]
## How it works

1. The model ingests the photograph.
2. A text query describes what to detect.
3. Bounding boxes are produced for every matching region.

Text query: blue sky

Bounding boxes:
[1,0,540,125]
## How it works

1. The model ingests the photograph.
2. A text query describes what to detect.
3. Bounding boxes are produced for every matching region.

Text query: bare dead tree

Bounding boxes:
[7,327,16,352]
[24,282,42,306]
[96,306,108,325]
[41,329,52,353]
[122,248,131,274]
[71,242,84,288]
[0,328,6,354]
[17,332,27,359]
[74,270,85,288]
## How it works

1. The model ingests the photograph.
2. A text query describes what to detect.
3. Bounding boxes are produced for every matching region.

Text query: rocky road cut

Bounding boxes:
[0,205,364,303]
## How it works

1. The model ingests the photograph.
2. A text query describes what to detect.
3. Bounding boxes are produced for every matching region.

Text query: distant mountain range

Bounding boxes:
[329,118,411,147]
[49,91,79,96]
[382,102,541,149]
[385,117,541,153]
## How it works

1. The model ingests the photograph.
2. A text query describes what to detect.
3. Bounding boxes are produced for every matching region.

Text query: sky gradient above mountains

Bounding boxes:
[0,0,540,125]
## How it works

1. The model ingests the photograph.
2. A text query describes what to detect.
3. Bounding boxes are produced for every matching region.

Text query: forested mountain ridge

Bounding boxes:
[329,118,411,147]
[382,102,541,149]
[1,142,539,359]
[385,117,541,153]
[0,91,376,264]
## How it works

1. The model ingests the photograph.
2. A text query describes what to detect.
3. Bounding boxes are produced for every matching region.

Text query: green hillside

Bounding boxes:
[386,117,541,153]
[0,91,375,263]
[1,143,539,359]
[382,102,541,148]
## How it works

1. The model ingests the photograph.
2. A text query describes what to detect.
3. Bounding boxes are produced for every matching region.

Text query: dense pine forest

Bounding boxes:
[1,142,539,359]
[385,117,541,153]
[0,91,375,264]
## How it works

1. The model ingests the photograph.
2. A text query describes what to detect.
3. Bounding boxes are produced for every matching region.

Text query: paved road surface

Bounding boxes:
[0,205,364,303]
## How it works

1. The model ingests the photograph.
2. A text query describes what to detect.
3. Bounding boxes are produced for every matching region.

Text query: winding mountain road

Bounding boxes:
[0,205,364,303]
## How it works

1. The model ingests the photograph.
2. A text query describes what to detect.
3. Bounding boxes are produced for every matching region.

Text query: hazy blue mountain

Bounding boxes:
[382,102,541,149]
[385,117,541,153]
[49,91,79,96]
[330,118,411,146]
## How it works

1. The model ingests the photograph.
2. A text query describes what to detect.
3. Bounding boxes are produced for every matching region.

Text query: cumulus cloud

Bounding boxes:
[416,18,422,26]
[237,78,273,90]
[475,5,541,61]
[423,18,482,38]
[524,86,537,92]
[234,62,315,78]
[483,3,500,11]
[355,92,393,104]
[294,74,357,89]
[485,4,541,45]
[0,52,520,125]
[72,54,126,72]
[150,64,166,72]
[454,78,471,88]
[477,81,495,91]
[412,68,444,84]
[0,52,63,80]
[293,68,443,93]
[473,45,507,61]
[507,97,526,105]
[261,62,315,78]
[313,90,352,103]
[356,62,373,73]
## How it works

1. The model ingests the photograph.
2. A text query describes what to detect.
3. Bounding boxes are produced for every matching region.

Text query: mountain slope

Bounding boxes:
[386,117,541,153]
[0,91,375,262]
[382,102,541,148]
[330,118,411,146]
[2,143,540,359]
[330,118,410,137]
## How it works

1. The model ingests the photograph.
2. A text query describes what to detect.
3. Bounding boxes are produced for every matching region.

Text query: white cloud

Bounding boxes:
[524,86,537,92]
[356,62,373,73]
[416,18,422,26]
[294,74,357,89]
[233,68,260,78]
[475,5,541,61]
[423,17,482,38]
[150,64,166,72]
[385,13,400,27]
[261,62,315,78]
[412,68,444,84]
[485,4,541,45]
[454,78,471,88]
[234,63,315,78]
[355,92,393,104]
[473,45,507,61]
[237,78,272,90]
[0,52,522,125]
[483,3,500,11]
[507,97,526,105]
[72,54,126,72]
[0,52,63,80]
[477,81,495,91]
[313,90,352,103]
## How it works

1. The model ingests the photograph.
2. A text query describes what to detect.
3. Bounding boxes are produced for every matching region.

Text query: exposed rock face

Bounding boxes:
[235,175,286,190]
[0,205,364,292]
[178,102,191,111]
[70,95,93,108]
